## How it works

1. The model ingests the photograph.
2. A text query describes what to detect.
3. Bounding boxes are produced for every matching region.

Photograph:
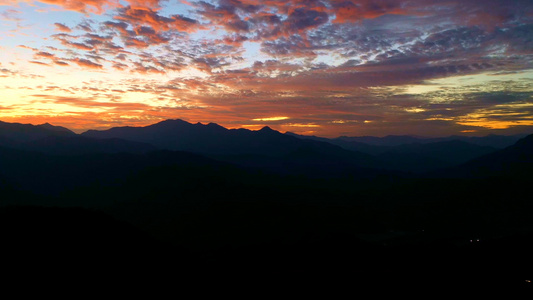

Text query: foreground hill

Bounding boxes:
[0,145,238,197]
[0,206,169,277]
[1,119,533,290]
[448,133,533,178]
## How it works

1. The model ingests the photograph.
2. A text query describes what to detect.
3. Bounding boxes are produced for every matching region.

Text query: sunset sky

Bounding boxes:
[1,0,533,137]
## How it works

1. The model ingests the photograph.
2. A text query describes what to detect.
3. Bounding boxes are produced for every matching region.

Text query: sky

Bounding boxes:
[1,0,533,137]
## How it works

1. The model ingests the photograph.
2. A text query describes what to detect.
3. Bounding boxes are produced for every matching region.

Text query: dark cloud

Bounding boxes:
[196,0,252,33]
[102,21,130,35]
[113,62,129,70]
[284,8,329,32]
[29,61,50,66]
[34,51,55,59]
[261,36,317,57]
[52,33,95,51]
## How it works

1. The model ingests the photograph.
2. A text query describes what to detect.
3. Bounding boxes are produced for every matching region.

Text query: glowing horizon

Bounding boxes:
[2,0,533,137]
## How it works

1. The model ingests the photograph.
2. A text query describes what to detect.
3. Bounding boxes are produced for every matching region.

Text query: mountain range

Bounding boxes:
[1,118,533,289]
[1,119,531,176]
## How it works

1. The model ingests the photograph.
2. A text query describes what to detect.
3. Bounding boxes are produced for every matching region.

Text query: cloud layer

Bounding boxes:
[1,0,533,136]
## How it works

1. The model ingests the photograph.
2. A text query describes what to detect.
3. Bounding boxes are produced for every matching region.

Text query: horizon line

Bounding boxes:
[1,118,529,139]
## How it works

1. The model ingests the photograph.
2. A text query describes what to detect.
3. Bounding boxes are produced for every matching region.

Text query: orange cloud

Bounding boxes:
[54,22,72,32]
[13,0,162,14]
[114,6,200,33]
[37,0,119,14]
[71,58,103,69]
[330,0,408,23]
[30,60,49,65]
[54,60,69,66]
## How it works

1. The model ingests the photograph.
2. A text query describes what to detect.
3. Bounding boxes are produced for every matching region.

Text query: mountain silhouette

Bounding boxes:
[445,133,533,178]
[286,131,389,155]
[333,134,524,148]
[337,135,425,146]
[36,122,74,134]
[0,120,75,143]
[287,132,499,172]
[1,119,528,176]
[375,140,497,173]
[1,119,533,290]
[0,121,158,155]
[0,144,234,196]
[440,134,527,149]
[19,135,157,155]
[82,119,319,155]
[81,119,385,175]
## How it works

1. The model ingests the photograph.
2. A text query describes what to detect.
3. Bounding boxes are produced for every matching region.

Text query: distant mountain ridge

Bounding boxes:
[36,122,74,134]
[286,131,519,172]
[287,132,526,149]
[1,118,532,175]
[82,119,380,162]
[446,134,533,178]
[0,120,75,143]
[1,118,525,150]
[81,119,387,176]
[0,120,155,155]
[374,140,497,173]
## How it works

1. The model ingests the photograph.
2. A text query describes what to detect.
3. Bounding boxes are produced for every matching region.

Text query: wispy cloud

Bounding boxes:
[1,0,533,136]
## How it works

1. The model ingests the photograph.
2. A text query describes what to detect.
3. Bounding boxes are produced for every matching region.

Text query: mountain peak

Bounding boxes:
[204,122,227,132]
[157,119,189,125]
[149,119,193,129]
[36,122,75,134]
[513,133,533,148]
[260,126,274,132]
